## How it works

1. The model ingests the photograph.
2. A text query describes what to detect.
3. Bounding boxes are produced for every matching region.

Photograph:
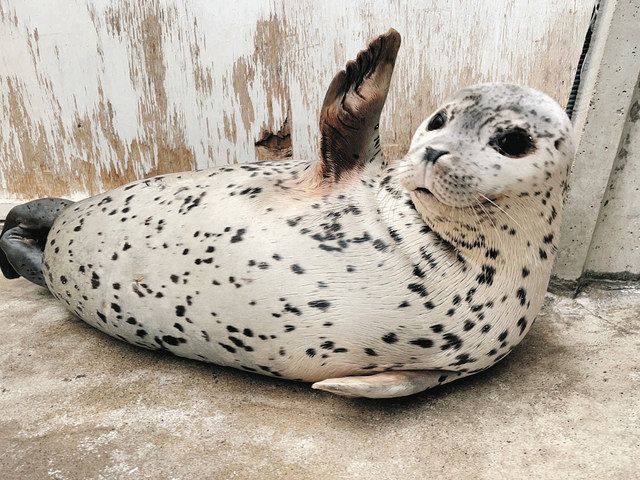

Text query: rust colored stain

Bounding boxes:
[105,2,196,179]
[229,12,294,161]
[252,13,292,130]
[1,76,194,199]
[231,58,256,134]
[223,112,237,144]
[190,18,215,95]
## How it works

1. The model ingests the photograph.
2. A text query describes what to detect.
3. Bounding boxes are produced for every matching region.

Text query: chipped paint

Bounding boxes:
[0,0,593,200]
[255,115,292,161]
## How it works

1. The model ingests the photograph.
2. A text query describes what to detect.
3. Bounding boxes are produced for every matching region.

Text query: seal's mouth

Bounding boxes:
[412,186,452,209]
[415,187,433,197]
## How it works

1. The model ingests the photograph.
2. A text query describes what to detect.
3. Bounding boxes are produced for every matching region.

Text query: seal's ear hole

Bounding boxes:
[427,111,447,131]
[489,128,535,158]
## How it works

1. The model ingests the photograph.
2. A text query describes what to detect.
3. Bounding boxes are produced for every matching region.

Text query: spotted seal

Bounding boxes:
[0,29,574,398]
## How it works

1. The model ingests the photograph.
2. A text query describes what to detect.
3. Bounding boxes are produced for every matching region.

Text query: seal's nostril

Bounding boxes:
[423,148,449,165]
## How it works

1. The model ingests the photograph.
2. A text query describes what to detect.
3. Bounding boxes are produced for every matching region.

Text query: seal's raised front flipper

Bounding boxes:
[312,370,460,398]
[0,198,74,287]
[316,29,401,183]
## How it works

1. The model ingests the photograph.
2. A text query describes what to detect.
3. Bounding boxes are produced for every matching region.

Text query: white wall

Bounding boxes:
[0,0,592,201]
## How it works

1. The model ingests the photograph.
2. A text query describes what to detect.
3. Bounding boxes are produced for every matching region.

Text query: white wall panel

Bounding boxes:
[0,0,593,200]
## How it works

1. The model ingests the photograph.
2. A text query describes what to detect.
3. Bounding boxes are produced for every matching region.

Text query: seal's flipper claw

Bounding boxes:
[312,370,454,399]
[317,29,401,183]
[0,198,73,284]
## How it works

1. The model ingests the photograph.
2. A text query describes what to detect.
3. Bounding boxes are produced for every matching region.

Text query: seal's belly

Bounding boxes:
[42,165,433,381]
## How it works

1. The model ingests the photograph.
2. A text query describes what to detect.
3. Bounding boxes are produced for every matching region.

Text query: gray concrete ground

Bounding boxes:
[0,276,638,480]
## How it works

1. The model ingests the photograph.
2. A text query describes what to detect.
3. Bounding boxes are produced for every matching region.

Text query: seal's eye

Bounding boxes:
[490,128,535,158]
[427,111,447,131]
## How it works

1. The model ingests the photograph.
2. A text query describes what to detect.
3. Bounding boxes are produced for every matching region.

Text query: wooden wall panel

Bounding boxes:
[0,0,594,201]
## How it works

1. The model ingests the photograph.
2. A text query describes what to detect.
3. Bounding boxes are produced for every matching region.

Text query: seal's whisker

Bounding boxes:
[472,195,504,254]
[469,199,504,255]
[478,193,525,233]
[466,203,482,237]
[473,194,498,233]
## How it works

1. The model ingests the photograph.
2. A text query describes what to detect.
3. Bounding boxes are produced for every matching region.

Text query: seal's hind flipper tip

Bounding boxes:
[317,30,402,183]
[379,28,402,59]
[0,250,20,279]
[0,197,73,285]
[1,210,22,279]
[322,29,401,109]
[0,226,47,286]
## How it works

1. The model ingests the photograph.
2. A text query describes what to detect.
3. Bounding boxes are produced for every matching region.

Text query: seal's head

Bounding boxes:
[400,83,574,213]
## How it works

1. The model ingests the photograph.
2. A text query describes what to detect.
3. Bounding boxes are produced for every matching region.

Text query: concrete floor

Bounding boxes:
[0,277,638,480]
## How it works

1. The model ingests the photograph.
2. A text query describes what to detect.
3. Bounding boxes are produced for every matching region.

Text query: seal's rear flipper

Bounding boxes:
[317,29,401,183]
[312,370,459,398]
[0,198,74,286]
[0,226,49,286]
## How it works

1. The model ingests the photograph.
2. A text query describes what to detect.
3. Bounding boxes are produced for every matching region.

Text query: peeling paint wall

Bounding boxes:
[0,0,593,201]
